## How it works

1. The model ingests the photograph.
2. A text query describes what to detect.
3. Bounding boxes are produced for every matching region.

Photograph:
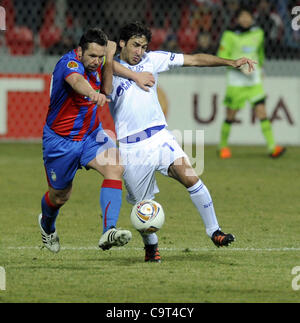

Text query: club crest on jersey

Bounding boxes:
[50,169,57,182]
[67,60,79,69]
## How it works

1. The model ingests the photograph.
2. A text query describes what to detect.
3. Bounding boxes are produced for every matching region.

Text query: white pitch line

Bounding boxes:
[3,246,300,252]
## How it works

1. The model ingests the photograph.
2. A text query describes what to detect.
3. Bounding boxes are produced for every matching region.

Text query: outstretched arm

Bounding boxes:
[113,61,155,92]
[183,53,257,73]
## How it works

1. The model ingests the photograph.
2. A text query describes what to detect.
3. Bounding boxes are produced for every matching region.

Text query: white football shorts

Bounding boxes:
[119,128,187,205]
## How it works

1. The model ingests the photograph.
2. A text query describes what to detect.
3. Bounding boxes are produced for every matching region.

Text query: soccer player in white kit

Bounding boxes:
[109,22,256,262]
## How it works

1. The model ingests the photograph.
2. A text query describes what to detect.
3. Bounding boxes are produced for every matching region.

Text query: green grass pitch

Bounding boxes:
[0,143,300,303]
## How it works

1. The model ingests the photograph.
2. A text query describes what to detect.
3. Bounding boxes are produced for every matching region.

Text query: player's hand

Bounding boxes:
[133,72,155,92]
[106,40,117,59]
[233,57,257,73]
[88,91,110,107]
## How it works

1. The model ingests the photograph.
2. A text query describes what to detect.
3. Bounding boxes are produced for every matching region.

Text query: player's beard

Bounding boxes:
[87,65,99,72]
[131,55,141,65]
[121,50,140,66]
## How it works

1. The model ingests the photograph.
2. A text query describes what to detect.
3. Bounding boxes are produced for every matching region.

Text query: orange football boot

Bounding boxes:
[270,146,286,158]
[145,244,161,263]
[219,147,232,159]
[211,230,235,247]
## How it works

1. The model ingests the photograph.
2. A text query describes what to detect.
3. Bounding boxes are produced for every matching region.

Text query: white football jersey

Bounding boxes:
[109,51,184,140]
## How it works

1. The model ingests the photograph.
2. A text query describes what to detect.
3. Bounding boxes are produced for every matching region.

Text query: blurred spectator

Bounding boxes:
[175,1,204,53]
[38,0,63,53]
[149,0,184,32]
[190,1,213,32]
[13,0,47,34]
[186,0,237,53]
[2,0,41,55]
[223,0,240,30]
[197,0,225,47]
[161,33,181,52]
[67,0,147,42]
[281,0,300,59]
[195,30,217,54]
[46,16,83,55]
[254,0,284,58]
[148,27,168,51]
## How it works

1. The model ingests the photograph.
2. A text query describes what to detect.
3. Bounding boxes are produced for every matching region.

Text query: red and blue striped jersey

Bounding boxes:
[46,49,104,141]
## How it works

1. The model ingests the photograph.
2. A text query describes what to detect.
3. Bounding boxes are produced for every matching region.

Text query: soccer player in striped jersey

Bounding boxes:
[39,28,155,253]
[108,22,256,262]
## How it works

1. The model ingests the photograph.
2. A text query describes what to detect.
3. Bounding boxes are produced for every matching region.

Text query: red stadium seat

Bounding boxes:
[39,1,62,49]
[39,25,62,49]
[175,2,199,54]
[5,26,34,55]
[148,28,168,51]
[176,27,198,54]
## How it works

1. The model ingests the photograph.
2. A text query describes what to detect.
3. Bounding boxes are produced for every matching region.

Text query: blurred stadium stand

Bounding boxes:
[0,0,299,75]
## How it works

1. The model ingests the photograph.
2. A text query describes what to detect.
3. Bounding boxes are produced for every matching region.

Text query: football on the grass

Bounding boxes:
[130,200,165,234]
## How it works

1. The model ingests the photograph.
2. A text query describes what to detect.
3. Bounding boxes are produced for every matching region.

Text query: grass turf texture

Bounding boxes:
[0,143,300,303]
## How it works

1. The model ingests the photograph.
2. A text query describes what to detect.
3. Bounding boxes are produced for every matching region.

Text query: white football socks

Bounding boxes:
[140,232,158,246]
[188,179,220,237]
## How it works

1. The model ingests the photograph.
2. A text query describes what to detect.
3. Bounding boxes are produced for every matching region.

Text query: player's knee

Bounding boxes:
[226,108,237,121]
[50,192,70,208]
[180,167,199,187]
[183,175,199,188]
[55,196,69,207]
[254,103,267,120]
[104,164,124,180]
[169,162,199,188]
[112,164,124,179]
[256,110,267,120]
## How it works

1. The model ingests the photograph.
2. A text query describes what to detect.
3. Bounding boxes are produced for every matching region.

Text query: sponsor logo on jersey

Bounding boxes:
[116,80,134,97]
[67,61,79,69]
[128,65,144,72]
[242,46,255,53]
[135,65,144,72]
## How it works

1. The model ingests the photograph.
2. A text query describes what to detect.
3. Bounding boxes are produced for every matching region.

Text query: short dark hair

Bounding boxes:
[236,5,253,19]
[79,28,108,53]
[119,21,152,44]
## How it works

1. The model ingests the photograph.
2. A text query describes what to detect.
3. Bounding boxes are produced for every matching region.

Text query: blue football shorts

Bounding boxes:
[43,124,116,190]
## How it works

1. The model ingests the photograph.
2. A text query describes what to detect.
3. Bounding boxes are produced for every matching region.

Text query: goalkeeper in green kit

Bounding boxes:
[217,7,286,159]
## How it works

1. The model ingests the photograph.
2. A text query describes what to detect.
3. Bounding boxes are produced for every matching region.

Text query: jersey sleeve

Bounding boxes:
[148,51,184,74]
[62,59,85,79]
[217,31,233,60]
